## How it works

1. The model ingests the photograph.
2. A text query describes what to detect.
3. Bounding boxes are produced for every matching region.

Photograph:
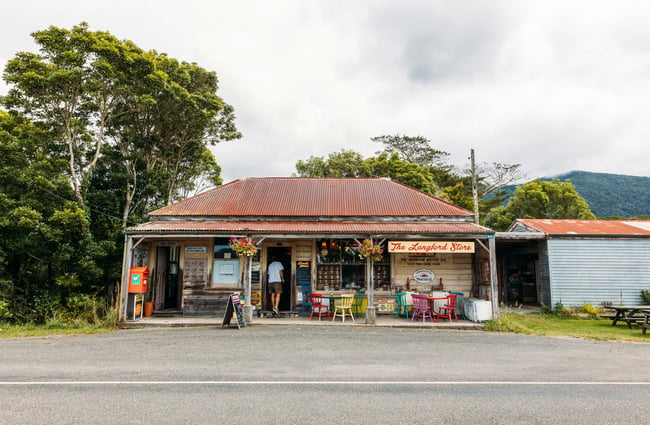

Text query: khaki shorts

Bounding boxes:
[268,282,283,294]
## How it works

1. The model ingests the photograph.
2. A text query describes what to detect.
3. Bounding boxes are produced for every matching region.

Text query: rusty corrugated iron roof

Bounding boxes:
[149,177,472,218]
[511,219,650,236]
[126,220,489,235]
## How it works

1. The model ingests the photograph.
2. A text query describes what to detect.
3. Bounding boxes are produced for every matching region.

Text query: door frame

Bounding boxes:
[265,246,293,312]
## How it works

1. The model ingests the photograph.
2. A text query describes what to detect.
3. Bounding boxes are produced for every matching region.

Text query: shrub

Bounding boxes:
[641,289,650,305]
[580,303,605,317]
[0,301,12,321]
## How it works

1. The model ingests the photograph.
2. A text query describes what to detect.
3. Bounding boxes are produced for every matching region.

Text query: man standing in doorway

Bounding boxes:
[267,257,284,315]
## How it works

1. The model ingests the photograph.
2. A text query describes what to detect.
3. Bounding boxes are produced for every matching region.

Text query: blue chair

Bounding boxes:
[301,285,313,317]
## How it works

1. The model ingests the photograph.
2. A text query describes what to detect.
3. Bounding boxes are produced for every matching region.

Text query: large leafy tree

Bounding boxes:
[484,179,596,231]
[3,23,240,224]
[2,23,152,208]
[0,111,104,321]
[1,23,240,320]
[372,134,457,188]
[295,150,436,194]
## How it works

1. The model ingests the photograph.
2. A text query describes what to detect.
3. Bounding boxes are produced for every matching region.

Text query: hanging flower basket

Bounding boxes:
[356,239,384,263]
[229,237,258,257]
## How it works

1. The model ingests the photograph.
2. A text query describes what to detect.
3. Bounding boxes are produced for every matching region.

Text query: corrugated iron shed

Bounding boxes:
[149,177,473,218]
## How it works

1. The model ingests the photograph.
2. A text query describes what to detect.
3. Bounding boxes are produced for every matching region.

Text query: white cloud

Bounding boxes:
[2,0,650,182]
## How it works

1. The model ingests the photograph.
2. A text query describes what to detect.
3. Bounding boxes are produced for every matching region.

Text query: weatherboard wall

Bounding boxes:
[546,238,650,306]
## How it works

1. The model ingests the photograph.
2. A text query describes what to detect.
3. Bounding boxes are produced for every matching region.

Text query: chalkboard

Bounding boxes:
[296,261,311,287]
[221,293,246,329]
[251,270,260,286]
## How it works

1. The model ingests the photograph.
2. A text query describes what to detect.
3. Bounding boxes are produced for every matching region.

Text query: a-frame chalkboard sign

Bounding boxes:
[221,293,246,329]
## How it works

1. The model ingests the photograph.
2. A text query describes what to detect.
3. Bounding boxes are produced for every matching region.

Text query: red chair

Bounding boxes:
[310,294,330,321]
[437,294,458,322]
[411,294,434,322]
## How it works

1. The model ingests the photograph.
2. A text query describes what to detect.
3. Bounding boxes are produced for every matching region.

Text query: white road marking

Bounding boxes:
[0,381,649,385]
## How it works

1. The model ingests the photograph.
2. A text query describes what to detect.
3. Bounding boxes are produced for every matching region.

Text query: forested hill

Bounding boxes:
[505,171,650,218]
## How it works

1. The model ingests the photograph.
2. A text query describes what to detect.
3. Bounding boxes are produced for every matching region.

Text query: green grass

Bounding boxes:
[485,312,650,343]
[0,322,117,338]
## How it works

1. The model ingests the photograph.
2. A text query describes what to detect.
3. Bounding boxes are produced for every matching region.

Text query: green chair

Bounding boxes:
[395,292,412,319]
[353,291,365,315]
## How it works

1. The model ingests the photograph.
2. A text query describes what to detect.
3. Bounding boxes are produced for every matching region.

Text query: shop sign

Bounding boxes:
[185,246,207,254]
[388,241,475,253]
[413,269,435,283]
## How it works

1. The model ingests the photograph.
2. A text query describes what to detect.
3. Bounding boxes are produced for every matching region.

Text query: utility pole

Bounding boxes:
[471,148,479,224]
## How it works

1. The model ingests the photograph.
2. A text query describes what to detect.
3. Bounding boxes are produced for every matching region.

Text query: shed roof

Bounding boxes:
[149,177,472,218]
[507,219,650,236]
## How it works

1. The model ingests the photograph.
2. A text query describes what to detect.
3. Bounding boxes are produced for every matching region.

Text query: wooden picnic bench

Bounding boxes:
[640,310,650,335]
[602,305,650,329]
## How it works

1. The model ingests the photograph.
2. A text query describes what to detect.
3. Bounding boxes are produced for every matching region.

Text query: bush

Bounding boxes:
[641,290,650,305]
[580,303,605,317]
[0,301,12,321]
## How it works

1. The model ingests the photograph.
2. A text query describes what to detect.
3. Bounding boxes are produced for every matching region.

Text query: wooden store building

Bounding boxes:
[119,177,498,322]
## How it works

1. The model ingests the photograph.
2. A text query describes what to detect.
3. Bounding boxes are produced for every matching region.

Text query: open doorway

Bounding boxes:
[266,246,292,311]
[155,245,180,310]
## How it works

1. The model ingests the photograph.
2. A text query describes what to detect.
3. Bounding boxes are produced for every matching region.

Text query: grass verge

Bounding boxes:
[0,323,116,338]
[484,312,650,343]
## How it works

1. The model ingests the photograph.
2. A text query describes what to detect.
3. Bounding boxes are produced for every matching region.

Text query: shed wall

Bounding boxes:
[547,238,650,306]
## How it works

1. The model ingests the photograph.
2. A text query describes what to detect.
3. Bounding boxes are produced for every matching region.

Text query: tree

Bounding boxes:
[3,23,241,224]
[295,150,368,178]
[111,53,241,218]
[2,23,152,208]
[0,111,105,322]
[294,150,437,194]
[371,134,458,188]
[484,179,596,231]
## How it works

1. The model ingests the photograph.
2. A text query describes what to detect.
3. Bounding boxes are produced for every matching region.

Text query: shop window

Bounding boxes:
[315,239,390,291]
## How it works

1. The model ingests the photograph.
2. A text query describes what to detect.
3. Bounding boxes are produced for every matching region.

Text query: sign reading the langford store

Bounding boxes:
[388,241,475,253]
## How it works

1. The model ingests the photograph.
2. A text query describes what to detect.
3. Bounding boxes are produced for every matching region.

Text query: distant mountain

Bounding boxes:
[502,171,650,218]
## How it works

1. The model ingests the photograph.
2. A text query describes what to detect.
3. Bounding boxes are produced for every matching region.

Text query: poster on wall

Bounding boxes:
[220,263,234,275]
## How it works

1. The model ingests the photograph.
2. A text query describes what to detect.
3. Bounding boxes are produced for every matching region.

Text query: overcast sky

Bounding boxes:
[2,1,650,183]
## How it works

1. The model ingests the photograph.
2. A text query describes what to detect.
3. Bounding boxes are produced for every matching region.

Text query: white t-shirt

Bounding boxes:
[268,261,284,283]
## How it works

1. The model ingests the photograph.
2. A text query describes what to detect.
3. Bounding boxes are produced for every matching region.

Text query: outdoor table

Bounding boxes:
[603,305,650,329]
[425,295,448,320]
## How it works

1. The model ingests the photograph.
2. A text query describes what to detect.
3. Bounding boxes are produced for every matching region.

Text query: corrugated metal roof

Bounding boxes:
[510,219,650,236]
[149,177,472,218]
[126,220,489,236]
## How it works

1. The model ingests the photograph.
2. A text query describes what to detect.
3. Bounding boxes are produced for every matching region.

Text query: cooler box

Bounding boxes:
[128,267,149,293]
[464,298,493,323]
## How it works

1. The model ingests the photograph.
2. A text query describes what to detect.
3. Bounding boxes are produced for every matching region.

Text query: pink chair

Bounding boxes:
[310,294,330,321]
[437,294,458,322]
[411,294,434,322]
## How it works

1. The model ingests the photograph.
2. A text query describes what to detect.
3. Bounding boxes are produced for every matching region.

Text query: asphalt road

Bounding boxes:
[1,325,649,424]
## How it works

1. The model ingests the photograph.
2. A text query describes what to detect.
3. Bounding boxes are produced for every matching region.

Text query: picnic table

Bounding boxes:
[603,305,650,329]
[639,309,650,335]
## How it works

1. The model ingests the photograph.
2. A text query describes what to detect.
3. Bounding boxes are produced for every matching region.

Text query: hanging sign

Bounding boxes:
[388,241,475,253]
